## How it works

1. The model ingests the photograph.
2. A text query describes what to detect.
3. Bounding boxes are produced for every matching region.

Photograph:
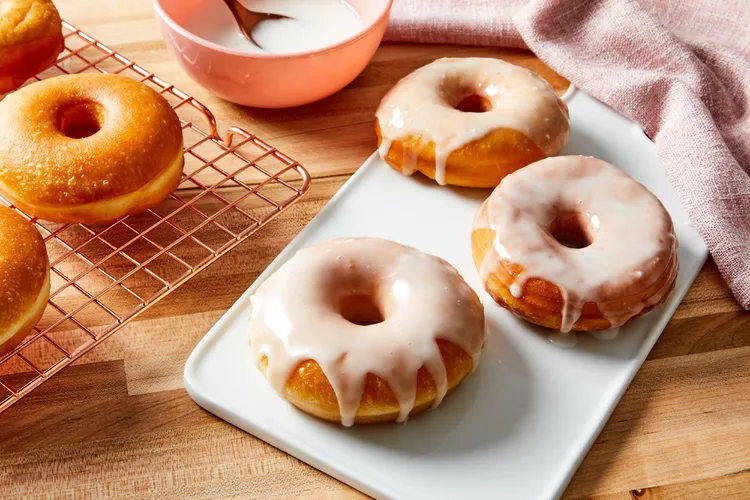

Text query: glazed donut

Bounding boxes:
[0,207,50,356]
[0,73,184,223]
[472,156,678,333]
[375,57,570,188]
[248,237,485,426]
[0,0,63,94]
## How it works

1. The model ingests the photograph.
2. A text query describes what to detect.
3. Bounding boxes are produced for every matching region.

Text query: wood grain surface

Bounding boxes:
[1,1,748,498]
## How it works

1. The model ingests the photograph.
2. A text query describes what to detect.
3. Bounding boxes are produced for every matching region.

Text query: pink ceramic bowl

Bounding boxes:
[153,0,392,108]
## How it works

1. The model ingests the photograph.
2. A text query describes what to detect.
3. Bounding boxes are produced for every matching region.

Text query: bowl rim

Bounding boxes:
[152,0,393,59]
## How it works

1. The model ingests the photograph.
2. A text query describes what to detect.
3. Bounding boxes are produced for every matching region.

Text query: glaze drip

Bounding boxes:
[475,156,679,332]
[591,328,620,340]
[248,238,486,426]
[375,57,569,185]
[548,331,578,348]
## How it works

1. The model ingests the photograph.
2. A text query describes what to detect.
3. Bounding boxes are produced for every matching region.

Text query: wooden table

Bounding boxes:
[2,1,749,498]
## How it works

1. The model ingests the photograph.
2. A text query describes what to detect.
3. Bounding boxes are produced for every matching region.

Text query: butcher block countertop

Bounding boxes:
[1,1,748,498]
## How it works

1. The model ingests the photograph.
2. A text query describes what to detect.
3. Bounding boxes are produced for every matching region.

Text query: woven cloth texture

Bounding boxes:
[385,0,750,308]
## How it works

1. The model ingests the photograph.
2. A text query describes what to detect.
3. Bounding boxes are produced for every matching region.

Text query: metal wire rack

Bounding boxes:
[0,22,311,412]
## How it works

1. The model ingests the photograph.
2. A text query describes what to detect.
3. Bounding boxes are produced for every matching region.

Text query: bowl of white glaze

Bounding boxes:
[153,0,393,108]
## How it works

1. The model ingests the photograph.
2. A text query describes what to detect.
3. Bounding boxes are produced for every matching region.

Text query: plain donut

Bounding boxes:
[0,0,63,94]
[0,206,50,355]
[0,73,184,223]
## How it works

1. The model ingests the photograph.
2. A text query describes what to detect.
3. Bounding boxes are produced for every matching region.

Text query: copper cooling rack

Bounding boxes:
[0,22,311,413]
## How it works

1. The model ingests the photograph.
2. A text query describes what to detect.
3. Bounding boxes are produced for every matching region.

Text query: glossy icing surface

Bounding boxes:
[248,237,485,426]
[376,57,569,184]
[183,0,364,54]
[475,156,678,332]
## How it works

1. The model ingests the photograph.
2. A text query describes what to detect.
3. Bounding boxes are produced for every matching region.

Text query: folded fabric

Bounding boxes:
[384,0,750,309]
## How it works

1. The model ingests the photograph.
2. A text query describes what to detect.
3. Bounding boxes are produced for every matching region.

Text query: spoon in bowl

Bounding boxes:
[221,0,291,49]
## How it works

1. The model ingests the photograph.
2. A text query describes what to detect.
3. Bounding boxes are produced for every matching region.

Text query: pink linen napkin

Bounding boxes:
[385,0,750,309]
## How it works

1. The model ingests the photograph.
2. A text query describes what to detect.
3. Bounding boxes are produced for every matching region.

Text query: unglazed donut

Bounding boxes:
[375,57,570,187]
[472,156,678,333]
[248,237,485,426]
[0,0,63,94]
[0,207,50,356]
[0,73,184,223]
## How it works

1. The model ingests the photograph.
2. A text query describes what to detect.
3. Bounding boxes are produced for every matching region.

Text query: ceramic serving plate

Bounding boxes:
[184,87,708,500]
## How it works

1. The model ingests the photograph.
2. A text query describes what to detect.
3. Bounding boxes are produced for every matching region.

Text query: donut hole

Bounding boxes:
[455,94,493,113]
[339,293,385,326]
[58,101,106,139]
[550,212,596,249]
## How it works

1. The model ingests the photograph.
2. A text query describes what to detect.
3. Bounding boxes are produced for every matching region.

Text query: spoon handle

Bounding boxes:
[221,0,293,50]
[221,0,260,48]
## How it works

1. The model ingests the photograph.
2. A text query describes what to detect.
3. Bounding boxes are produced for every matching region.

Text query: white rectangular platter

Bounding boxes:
[185,88,708,500]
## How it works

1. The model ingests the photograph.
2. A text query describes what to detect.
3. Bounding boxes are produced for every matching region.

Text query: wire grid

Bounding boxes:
[0,22,311,413]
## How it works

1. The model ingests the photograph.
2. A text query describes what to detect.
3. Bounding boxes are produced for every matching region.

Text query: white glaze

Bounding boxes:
[550,327,620,349]
[548,331,578,348]
[183,0,364,54]
[475,156,678,333]
[591,327,620,340]
[248,238,486,426]
[375,57,569,185]
[549,326,621,348]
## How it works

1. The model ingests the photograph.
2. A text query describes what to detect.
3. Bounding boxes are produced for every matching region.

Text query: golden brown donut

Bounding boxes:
[0,73,184,223]
[0,206,50,356]
[375,57,570,188]
[258,339,475,424]
[0,0,63,94]
[472,156,678,333]
[248,238,486,426]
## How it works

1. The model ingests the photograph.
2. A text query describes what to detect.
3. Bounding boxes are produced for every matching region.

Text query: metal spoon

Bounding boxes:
[221,0,291,50]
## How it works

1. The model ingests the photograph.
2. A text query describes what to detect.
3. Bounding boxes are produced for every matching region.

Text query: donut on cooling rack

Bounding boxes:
[0,206,50,356]
[0,0,64,94]
[471,156,679,333]
[248,237,486,426]
[375,57,570,187]
[0,73,184,223]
